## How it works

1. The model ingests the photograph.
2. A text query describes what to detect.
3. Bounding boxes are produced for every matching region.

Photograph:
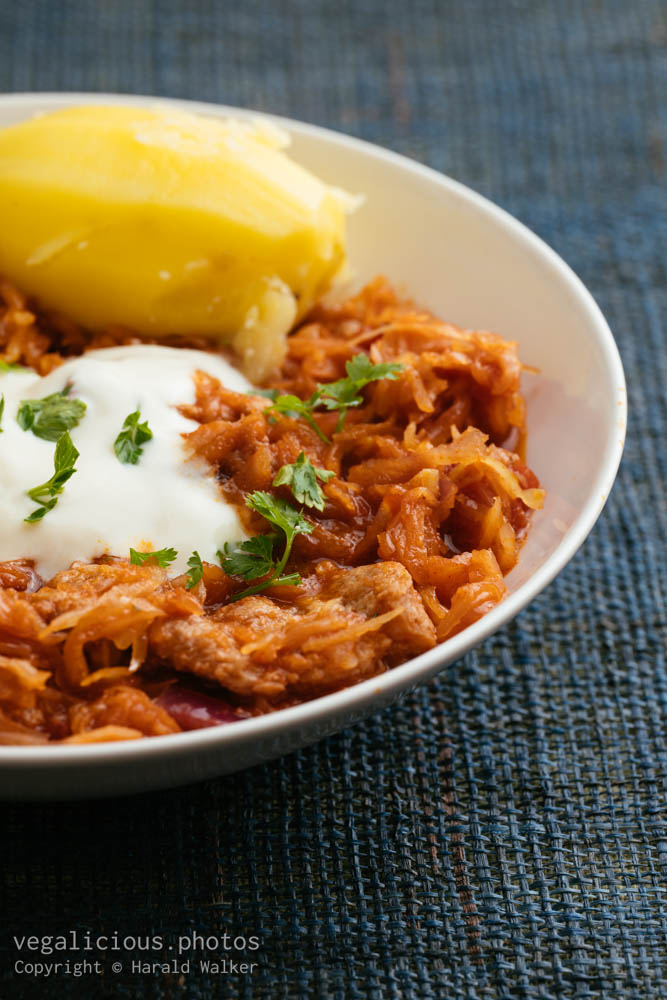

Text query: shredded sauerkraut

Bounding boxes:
[0,277,544,743]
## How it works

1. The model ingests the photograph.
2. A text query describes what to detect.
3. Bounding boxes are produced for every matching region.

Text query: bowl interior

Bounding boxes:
[0,94,626,796]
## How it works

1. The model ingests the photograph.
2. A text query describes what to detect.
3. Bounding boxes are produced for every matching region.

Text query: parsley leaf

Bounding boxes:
[273,451,334,511]
[219,534,278,581]
[17,385,87,442]
[0,360,29,372]
[185,551,204,589]
[246,491,314,541]
[263,354,403,438]
[220,491,313,600]
[129,547,178,568]
[347,353,404,385]
[0,394,4,432]
[265,392,329,442]
[113,410,153,465]
[25,431,79,523]
[315,354,403,431]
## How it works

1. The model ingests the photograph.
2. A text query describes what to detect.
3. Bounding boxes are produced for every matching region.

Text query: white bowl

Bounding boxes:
[0,93,626,800]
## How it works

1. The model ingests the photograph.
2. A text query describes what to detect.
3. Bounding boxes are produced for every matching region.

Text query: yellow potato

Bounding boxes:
[0,105,353,379]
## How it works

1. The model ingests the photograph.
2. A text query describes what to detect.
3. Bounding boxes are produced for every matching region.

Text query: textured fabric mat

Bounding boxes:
[1,1,666,997]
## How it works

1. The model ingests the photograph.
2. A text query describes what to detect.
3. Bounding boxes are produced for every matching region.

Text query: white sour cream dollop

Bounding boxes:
[0,344,252,578]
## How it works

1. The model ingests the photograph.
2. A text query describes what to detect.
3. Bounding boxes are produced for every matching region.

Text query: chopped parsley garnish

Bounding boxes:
[264,353,403,439]
[24,431,79,523]
[0,360,29,372]
[315,354,403,431]
[113,410,153,465]
[17,385,87,442]
[273,451,334,511]
[129,546,178,568]
[185,551,204,589]
[264,391,330,442]
[220,534,278,581]
[0,394,4,432]
[219,491,313,600]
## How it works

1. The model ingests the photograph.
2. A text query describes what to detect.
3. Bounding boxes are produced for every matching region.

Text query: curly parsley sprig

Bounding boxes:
[273,452,334,511]
[315,354,403,431]
[219,491,313,601]
[24,431,79,523]
[262,353,403,440]
[17,385,87,442]
[0,360,29,372]
[129,546,178,568]
[185,551,204,590]
[114,410,153,465]
[262,390,330,442]
[127,547,204,587]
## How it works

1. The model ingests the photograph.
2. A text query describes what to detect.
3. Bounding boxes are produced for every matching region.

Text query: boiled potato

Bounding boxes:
[0,105,353,379]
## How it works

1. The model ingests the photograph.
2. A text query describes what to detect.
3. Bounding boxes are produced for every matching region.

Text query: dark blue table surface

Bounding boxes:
[1,2,665,997]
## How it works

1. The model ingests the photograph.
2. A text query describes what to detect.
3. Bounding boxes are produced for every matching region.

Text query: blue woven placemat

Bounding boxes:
[1,2,665,997]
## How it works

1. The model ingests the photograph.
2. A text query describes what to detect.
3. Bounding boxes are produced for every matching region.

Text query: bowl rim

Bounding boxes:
[0,91,627,769]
